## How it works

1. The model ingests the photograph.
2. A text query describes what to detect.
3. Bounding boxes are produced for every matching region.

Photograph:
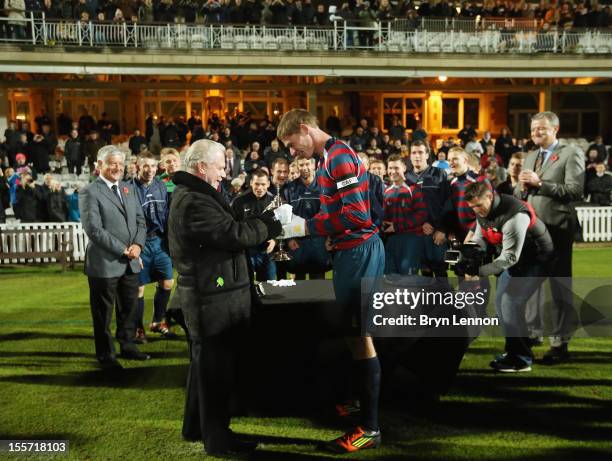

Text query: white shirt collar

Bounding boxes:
[99,174,120,190]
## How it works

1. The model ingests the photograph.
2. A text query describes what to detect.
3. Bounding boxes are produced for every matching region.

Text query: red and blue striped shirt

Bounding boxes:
[450,171,491,234]
[383,183,428,234]
[306,138,378,250]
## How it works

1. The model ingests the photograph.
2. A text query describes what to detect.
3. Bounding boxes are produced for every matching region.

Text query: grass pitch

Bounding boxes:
[0,247,611,460]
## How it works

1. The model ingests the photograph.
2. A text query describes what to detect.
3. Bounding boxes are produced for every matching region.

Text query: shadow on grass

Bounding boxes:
[0,332,92,341]
[0,364,189,389]
[0,351,92,359]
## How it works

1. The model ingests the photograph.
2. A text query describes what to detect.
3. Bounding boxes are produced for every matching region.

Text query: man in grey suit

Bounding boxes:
[514,111,585,364]
[80,145,149,371]
[224,147,243,179]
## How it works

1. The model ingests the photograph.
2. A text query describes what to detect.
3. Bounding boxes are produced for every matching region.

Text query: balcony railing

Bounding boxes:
[1,14,611,54]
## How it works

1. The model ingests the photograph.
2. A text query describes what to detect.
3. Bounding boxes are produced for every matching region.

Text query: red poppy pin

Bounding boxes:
[550,155,559,163]
[123,186,129,194]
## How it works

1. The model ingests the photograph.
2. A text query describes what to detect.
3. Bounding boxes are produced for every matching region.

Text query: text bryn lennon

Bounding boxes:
[372,315,499,327]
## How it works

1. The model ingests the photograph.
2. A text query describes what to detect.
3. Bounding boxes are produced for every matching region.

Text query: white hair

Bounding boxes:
[97,145,126,163]
[183,139,225,174]
[532,111,560,128]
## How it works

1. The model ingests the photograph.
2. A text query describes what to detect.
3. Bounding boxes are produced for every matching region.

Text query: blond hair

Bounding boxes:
[276,109,318,140]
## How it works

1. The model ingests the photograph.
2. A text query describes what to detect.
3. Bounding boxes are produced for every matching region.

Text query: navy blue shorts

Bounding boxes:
[139,236,174,286]
[332,234,385,333]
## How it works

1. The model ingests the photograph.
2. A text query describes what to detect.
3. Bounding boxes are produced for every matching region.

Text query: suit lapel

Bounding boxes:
[540,143,563,176]
[97,178,127,217]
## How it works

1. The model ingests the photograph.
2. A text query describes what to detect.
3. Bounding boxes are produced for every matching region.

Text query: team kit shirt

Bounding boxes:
[306,138,378,250]
[449,171,490,235]
[383,183,428,234]
[283,178,321,219]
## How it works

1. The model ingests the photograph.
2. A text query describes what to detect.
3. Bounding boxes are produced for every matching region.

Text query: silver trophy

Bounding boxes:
[263,182,292,262]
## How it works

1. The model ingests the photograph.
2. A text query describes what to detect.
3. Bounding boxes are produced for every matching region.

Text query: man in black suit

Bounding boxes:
[80,145,148,371]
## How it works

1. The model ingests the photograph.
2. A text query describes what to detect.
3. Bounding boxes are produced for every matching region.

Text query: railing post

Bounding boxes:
[343,20,347,50]
[553,31,558,52]
[167,23,171,47]
[561,31,566,53]
[89,21,93,46]
[42,12,47,45]
[77,20,82,46]
[134,22,138,48]
[30,12,36,44]
[333,20,337,51]
[377,21,382,50]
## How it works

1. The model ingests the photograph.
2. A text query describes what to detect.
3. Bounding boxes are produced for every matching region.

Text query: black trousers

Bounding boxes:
[547,222,578,341]
[88,272,140,361]
[182,327,243,453]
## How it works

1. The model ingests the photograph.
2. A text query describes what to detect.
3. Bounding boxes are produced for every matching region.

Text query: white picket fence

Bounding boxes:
[0,222,88,264]
[576,206,612,242]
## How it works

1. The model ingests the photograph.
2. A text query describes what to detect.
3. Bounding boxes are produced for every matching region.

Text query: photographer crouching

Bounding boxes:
[463,182,554,373]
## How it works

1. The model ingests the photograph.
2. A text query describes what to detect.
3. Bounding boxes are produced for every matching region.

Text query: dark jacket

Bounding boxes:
[64,137,83,163]
[168,171,281,337]
[46,190,68,222]
[15,184,42,223]
[405,165,450,230]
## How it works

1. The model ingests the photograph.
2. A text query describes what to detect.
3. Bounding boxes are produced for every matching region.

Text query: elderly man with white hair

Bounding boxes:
[167,139,283,456]
[79,145,148,372]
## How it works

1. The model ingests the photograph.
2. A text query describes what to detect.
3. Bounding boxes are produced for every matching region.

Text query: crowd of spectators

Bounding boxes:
[1,0,610,36]
[1,106,611,225]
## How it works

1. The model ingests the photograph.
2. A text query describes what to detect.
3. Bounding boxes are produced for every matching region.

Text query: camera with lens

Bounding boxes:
[445,241,486,276]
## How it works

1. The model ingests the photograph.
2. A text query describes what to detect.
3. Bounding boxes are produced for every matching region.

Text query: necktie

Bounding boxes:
[111,184,126,213]
[534,149,546,176]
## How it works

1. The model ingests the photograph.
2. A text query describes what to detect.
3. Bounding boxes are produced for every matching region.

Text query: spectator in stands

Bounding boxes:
[263,138,289,169]
[497,152,523,195]
[465,133,484,157]
[480,143,503,171]
[41,124,57,161]
[0,167,10,223]
[15,172,42,222]
[5,167,19,209]
[495,126,514,166]
[323,110,341,138]
[356,0,376,45]
[162,118,181,149]
[15,152,33,177]
[224,146,243,179]
[412,121,428,143]
[158,148,181,196]
[244,149,263,174]
[587,135,608,162]
[29,134,50,173]
[84,130,106,174]
[46,179,68,222]
[586,162,612,206]
[557,1,574,29]
[366,137,383,160]
[7,0,26,40]
[432,150,451,174]
[349,126,368,152]
[64,129,84,175]
[128,128,147,156]
[4,120,19,165]
[458,123,477,147]
[78,108,96,136]
[389,115,405,141]
[479,131,492,153]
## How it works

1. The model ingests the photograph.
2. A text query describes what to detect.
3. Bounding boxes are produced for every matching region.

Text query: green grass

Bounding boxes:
[1,249,612,460]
